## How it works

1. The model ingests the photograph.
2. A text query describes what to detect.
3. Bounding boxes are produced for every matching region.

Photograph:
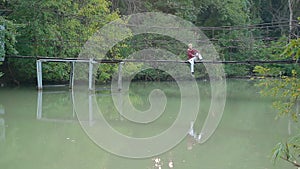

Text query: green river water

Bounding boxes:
[0,79,298,169]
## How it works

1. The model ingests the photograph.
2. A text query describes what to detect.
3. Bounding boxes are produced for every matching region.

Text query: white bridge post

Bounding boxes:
[118,62,124,91]
[88,58,94,91]
[69,61,75,89]
[36,60,43,90]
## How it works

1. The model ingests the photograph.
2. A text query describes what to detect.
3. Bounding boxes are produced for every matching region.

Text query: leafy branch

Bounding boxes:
[272,136,300,167]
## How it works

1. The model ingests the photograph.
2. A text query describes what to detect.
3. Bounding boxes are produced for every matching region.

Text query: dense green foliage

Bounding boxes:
[0,16,18,57]
[110,0,300,79]
[1,0,119,83]
[0,15,18,78]
[0,0,299,84]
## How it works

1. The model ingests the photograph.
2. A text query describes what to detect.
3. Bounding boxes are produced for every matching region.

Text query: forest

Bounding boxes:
[0,0,299,84]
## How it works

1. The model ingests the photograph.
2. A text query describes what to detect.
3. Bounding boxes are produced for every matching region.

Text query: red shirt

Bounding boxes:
[187,48,198,59]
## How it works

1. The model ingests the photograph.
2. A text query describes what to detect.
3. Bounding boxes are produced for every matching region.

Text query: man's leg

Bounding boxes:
[188,57,195,74]
[188,58,193,64]
[196,53,203,60]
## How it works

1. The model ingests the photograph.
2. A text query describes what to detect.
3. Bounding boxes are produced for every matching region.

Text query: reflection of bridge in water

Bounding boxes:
[36,89,125,126]
[36,90,77,123]
[35,88,300,139]
[0,105,5,141]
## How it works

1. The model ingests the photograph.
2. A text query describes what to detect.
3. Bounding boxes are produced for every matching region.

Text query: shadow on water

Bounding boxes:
[0,80,298,169]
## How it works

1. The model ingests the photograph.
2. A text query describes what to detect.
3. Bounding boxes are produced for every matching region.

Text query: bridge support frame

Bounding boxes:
[36,59,94,90]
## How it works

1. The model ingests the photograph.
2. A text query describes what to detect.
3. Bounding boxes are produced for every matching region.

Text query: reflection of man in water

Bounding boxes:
[187,43,203,76]
[187,121,202,150]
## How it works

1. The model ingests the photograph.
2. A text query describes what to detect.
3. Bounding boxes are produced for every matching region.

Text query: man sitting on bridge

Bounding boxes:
[187,43,203,76]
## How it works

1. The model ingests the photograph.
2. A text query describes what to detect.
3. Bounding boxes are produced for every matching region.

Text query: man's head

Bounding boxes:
[188,43,193,49]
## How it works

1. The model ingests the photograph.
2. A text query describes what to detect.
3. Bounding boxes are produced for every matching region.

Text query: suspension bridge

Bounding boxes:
[3,55,298,91]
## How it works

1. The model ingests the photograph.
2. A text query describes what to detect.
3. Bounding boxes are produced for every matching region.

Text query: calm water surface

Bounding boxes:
[0,80,298,169]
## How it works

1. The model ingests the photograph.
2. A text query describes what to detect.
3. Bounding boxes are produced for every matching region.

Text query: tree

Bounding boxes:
[254,19,300,168]
[0,16,18,79]
[0,16,18,57]
[4,0,119,82]
[111,0,145,15]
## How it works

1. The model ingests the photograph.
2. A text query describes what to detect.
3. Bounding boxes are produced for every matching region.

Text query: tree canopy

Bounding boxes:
[0,0,299,83]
